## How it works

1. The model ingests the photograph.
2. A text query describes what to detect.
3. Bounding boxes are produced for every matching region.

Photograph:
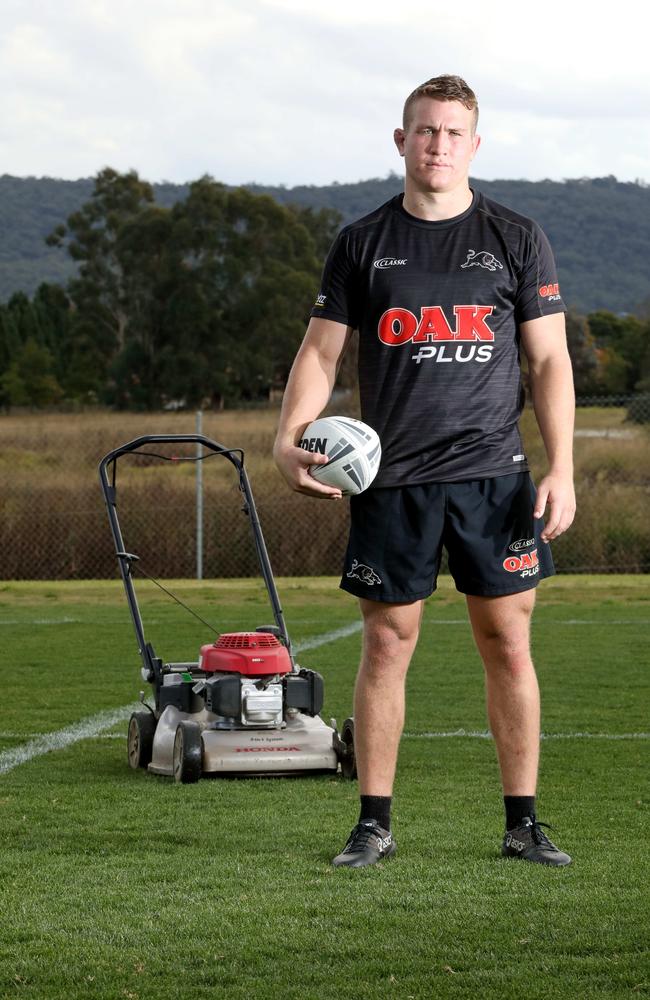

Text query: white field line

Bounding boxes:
[0,617,82,625]
[0,704,141,776]
[293,621,362,652]
[2,615,647,775]
[2,617,649,628]
[404,730,650,741]
[3,729,648,743]
[0,622,364,776]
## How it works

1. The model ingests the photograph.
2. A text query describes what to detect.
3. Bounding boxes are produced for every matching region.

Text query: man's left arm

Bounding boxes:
[520,313,576,542]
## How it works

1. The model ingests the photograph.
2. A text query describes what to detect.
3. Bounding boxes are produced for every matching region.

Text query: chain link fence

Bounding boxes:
[1,396,648,580]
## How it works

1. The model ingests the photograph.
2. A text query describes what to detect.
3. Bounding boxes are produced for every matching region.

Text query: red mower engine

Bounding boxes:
[200,632,292,676]
[199,633,292,728]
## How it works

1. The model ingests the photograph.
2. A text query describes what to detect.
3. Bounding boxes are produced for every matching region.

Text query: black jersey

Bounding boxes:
[310,190,566,486]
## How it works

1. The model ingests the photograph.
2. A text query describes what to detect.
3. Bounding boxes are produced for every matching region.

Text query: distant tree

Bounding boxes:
[0,338,62,408]
[564,311,600,394]
[0,303,21,373]
[47,167,155,365]
[595,346,629,394]
[588,310,649,393]
[44,170,331,409]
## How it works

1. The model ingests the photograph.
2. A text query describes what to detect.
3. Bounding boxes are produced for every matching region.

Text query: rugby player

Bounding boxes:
[274,75,575,868]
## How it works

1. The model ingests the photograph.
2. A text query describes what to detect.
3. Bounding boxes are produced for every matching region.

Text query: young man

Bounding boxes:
[274,75,575,868]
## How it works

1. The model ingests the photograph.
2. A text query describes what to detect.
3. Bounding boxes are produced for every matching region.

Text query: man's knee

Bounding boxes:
[359,599,422,675]
[467,590,536,671]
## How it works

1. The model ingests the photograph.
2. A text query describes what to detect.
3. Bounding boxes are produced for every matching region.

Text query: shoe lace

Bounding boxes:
[530,818,558,850]
[343,823,380,854]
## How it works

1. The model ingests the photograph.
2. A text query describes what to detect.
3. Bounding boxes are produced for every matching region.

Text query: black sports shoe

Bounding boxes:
[502,815,572,866]
[332,819,396,868]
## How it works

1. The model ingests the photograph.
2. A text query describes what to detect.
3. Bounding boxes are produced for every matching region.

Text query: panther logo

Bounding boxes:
[346,559,382,586]
[461,249,504,272]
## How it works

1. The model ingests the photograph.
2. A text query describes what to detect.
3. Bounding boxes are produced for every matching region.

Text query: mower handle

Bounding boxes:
[98,433,295,673]
[98,433,244,479]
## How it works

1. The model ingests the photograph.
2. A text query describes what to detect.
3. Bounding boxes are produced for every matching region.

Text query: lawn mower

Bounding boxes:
[99,433,356,783]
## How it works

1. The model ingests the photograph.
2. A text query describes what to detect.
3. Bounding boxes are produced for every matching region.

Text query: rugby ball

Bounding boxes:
[298,416,381,495]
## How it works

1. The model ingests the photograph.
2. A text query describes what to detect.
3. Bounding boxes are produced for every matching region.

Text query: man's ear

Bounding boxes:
[394,128,405,156]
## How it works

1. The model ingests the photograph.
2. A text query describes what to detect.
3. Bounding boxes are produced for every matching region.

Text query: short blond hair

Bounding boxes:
[403,75,479,133]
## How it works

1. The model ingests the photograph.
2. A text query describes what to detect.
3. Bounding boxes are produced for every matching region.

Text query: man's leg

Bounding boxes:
[466,589,571,866]
[466,590,539,795]
[354,598,423,795]
[332,598,422,867]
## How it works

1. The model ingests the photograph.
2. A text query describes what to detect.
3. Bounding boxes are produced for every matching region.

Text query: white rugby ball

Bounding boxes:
[298,416,381,495]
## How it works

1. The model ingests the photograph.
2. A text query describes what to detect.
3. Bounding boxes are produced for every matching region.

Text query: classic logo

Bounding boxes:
[378,305,495,346]
[509,538,535,552]
[461,249,503,272]
[347,559,382,586]
[373,257,407,269]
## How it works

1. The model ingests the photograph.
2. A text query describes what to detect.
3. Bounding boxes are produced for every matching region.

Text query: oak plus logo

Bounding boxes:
[503,548,539,579]
[373,257,407,269]
[461,249,503,272]
[539,282,561,302]
[377,304,496,365]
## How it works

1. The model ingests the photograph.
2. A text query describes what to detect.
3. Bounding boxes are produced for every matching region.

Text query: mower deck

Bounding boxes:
[148,706,339,777]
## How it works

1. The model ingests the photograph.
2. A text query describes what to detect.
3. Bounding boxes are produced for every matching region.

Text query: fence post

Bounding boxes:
[196,410,203,580]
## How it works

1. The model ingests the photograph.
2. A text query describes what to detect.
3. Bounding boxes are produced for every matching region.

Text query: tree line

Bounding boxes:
[0,169,339,409]
[3,172,650,315]
[0,168,648,410]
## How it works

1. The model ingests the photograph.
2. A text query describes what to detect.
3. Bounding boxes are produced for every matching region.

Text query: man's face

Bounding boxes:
[394,97,480,195]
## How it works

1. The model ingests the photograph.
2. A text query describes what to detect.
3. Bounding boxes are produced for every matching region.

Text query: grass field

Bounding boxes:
[0,576,648,999]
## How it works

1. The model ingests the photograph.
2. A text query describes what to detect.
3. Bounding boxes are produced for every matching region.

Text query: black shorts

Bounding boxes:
[340,472,555,602]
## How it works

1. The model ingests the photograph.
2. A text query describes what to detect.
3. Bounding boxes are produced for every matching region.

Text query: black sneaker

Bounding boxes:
[502,815,572,866]
[332,819,396,868]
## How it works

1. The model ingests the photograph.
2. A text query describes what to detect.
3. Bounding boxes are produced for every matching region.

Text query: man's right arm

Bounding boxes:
[273,317,353,498]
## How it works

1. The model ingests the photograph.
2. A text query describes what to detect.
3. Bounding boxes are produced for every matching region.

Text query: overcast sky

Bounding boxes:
[1,0,649,189]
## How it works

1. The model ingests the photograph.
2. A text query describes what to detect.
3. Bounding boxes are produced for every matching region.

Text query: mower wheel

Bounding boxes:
[173,721,202,784]
[127,711,156,770]
[339,716,357,780]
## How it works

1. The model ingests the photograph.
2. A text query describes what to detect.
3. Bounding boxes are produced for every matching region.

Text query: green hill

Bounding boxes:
[1,172,648,315]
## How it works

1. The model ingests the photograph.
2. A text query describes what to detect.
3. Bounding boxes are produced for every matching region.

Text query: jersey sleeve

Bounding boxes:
[515,222,566,323]
[309,230,359,327]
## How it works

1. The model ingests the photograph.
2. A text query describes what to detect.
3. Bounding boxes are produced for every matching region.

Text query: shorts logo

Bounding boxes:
[509,538,535,552]
[347,559,382,586]
[503,549,539,578]
[373,257,407,269]
[461,249,503,272]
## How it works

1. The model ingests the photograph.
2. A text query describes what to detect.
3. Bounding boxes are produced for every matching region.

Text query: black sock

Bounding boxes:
[504,795,536,830]
[359,795,392,832]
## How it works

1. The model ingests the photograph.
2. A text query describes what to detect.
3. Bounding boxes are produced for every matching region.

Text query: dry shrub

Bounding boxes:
[1,408,649,578]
